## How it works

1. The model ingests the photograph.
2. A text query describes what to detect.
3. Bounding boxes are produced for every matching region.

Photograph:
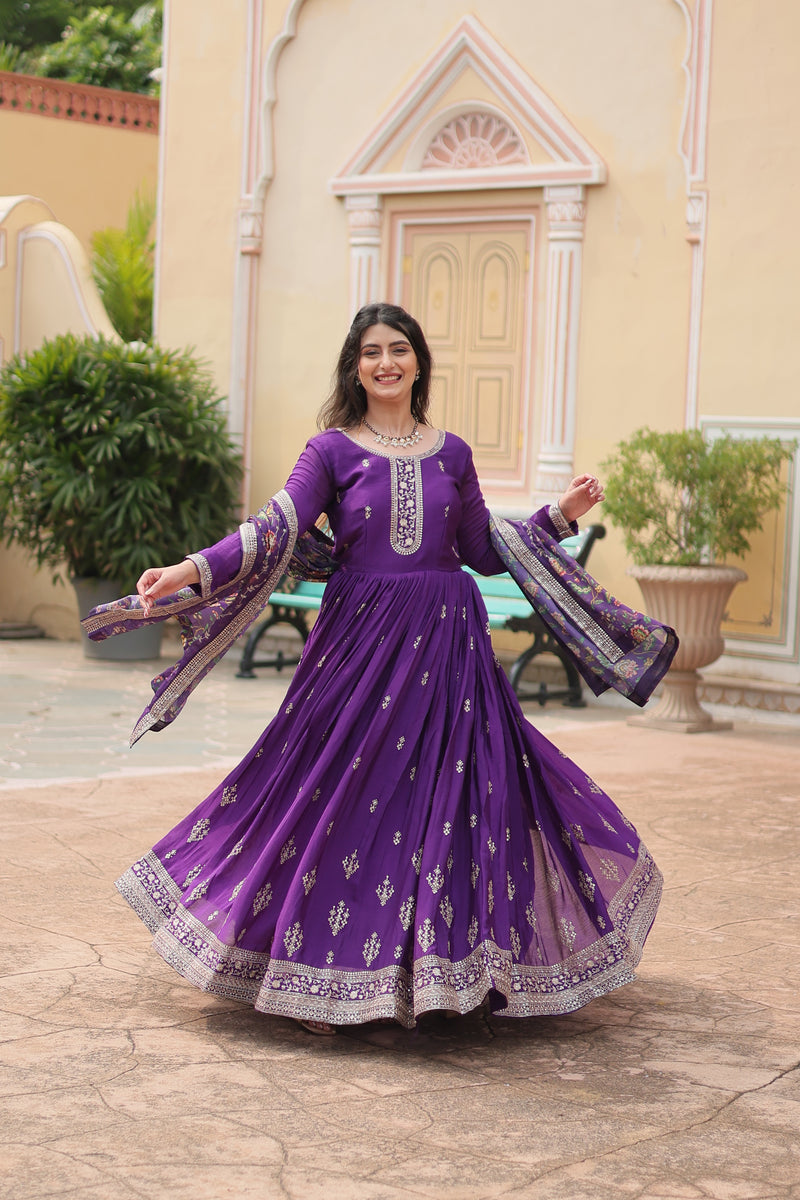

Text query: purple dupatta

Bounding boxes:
[82,496,677,744]
[489,515,677,706]
[82,491,303,744]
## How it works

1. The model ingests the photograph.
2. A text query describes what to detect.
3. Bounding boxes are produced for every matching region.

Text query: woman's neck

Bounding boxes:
[362,405,416,437]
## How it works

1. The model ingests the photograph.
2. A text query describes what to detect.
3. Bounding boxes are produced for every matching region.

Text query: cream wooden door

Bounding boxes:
[399,218,533,483]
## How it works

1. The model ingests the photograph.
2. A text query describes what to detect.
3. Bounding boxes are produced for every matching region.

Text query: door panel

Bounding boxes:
[474,244,517,347]
[432,363,457,436]
[418,243,462,347]
[399,218,533,482]
[471,367,513,461]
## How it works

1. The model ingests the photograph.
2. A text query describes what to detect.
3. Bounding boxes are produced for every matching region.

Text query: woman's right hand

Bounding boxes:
[136,560,201,614]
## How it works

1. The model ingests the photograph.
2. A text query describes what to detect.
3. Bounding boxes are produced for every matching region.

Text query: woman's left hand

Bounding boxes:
[558,474,605,523]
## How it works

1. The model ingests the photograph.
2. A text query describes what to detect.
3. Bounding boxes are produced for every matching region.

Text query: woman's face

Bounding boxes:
[357,323,418,411]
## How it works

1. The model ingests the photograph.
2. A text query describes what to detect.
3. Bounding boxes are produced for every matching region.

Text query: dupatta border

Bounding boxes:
[128,491,299,745]
[80,585,201,634]
[492,515,624,663]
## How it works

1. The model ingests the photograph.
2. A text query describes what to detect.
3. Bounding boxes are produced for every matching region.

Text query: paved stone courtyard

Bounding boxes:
[1,639,799,1199]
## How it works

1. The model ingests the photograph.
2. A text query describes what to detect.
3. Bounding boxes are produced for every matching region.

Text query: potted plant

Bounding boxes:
[601,427,795,731]
[0,334,242,659]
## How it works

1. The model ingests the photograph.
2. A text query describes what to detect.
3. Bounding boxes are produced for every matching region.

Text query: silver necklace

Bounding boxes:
[362,418,423,448]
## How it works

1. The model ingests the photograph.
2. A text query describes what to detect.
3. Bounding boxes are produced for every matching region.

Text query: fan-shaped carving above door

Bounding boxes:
[330,15,606,195]
[421,112,528,171]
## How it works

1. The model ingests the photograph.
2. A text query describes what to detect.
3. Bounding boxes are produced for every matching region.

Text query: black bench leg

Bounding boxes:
[508,644,548,705]
[508,640,586,708]
[554,652,586,708]
[236,609,309,678]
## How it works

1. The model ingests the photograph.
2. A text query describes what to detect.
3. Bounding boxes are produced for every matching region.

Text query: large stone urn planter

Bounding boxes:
[72,577,163,661]
[627,564,746,733]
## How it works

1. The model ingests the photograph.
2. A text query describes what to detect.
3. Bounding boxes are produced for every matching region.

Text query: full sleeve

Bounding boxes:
[188,440,335,596]
[456,445,577,576]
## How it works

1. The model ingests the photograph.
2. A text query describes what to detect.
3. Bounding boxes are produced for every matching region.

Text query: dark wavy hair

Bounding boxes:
[318,303,433,430]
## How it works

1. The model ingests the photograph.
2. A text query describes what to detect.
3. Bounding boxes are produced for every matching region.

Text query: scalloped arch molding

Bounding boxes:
[227,0,712,463]
[252,0,706,204]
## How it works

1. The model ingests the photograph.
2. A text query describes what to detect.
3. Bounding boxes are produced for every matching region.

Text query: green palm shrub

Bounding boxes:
[0,39,29,71]
[600,427,795,566]
[0,334,243,594]
[91,188,155,342]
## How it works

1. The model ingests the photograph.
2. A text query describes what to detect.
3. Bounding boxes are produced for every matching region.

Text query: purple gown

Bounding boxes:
[116,429,662,1027]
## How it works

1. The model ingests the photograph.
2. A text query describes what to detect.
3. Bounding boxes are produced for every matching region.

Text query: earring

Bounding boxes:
[355,376,363,388]
[415,370,421,381]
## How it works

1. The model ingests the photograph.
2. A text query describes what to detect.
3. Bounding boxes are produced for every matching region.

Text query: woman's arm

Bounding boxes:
[137,559,201,613]
[136,439,335,610]
[456,450,604,575]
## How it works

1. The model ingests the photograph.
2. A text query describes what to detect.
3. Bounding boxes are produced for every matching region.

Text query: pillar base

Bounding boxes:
[628,713,733,734]
[627,668,732,734]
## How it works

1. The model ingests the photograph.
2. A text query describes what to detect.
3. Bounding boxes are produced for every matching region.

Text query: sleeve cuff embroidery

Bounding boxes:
[548,502,573,539]
[186,552,212,599]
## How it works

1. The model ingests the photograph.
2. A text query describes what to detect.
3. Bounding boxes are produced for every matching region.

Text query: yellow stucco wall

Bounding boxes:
[154,2,250,399]
[699,2,800,419]
[248,0,690,508]
[156,1,799,527]
[0,109,158,255]
[0,205,117,635]
[17,1,795,686]
[0,104,157,636]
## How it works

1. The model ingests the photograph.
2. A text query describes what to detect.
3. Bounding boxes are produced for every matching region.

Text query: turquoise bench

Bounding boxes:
[465,524,605,707]
[237,525,605,706]
[237,579,327,678]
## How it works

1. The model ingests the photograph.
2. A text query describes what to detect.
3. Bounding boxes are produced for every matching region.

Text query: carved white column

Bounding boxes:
[223,0,265,503]
[345,194,382,315]
[535,184,586,495]
[684,191,707,429]
[228,206,263,463]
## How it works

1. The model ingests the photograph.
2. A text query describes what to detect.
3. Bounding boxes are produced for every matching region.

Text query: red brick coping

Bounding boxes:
[0,70,158,132]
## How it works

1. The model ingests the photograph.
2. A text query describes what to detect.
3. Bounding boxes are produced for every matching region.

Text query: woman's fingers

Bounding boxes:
[137,570,157,612]
[559,474,605,522]
[573,475,605,504]
[136,561,199,612]
[136,566,169,613]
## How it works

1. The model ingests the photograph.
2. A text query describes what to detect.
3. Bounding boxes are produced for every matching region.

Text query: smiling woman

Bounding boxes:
[83,303,676,1036]
[318,302,434,441]
[356,326,420,435]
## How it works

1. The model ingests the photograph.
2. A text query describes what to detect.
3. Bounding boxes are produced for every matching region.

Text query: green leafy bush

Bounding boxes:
[0,1,79,53]
[600,427,795,566]
[0,1,155,53]
[91,188,155,342]
[31,5,161,94]
[0,335,243,593]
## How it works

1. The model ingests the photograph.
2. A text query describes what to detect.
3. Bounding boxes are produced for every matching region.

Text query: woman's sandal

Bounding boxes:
[295,1018,337,1036]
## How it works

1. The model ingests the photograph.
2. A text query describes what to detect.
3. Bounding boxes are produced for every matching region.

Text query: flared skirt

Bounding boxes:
[117,566,662,1027]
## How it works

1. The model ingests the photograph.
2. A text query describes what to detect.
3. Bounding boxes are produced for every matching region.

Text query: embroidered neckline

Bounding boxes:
[389,456,424,555]
[337,428,446,460]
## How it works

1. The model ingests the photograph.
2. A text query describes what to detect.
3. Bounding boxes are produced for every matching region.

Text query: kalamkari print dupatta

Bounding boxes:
[82,495,677,745]
[81,491,305,744]
[489,515,677,707]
